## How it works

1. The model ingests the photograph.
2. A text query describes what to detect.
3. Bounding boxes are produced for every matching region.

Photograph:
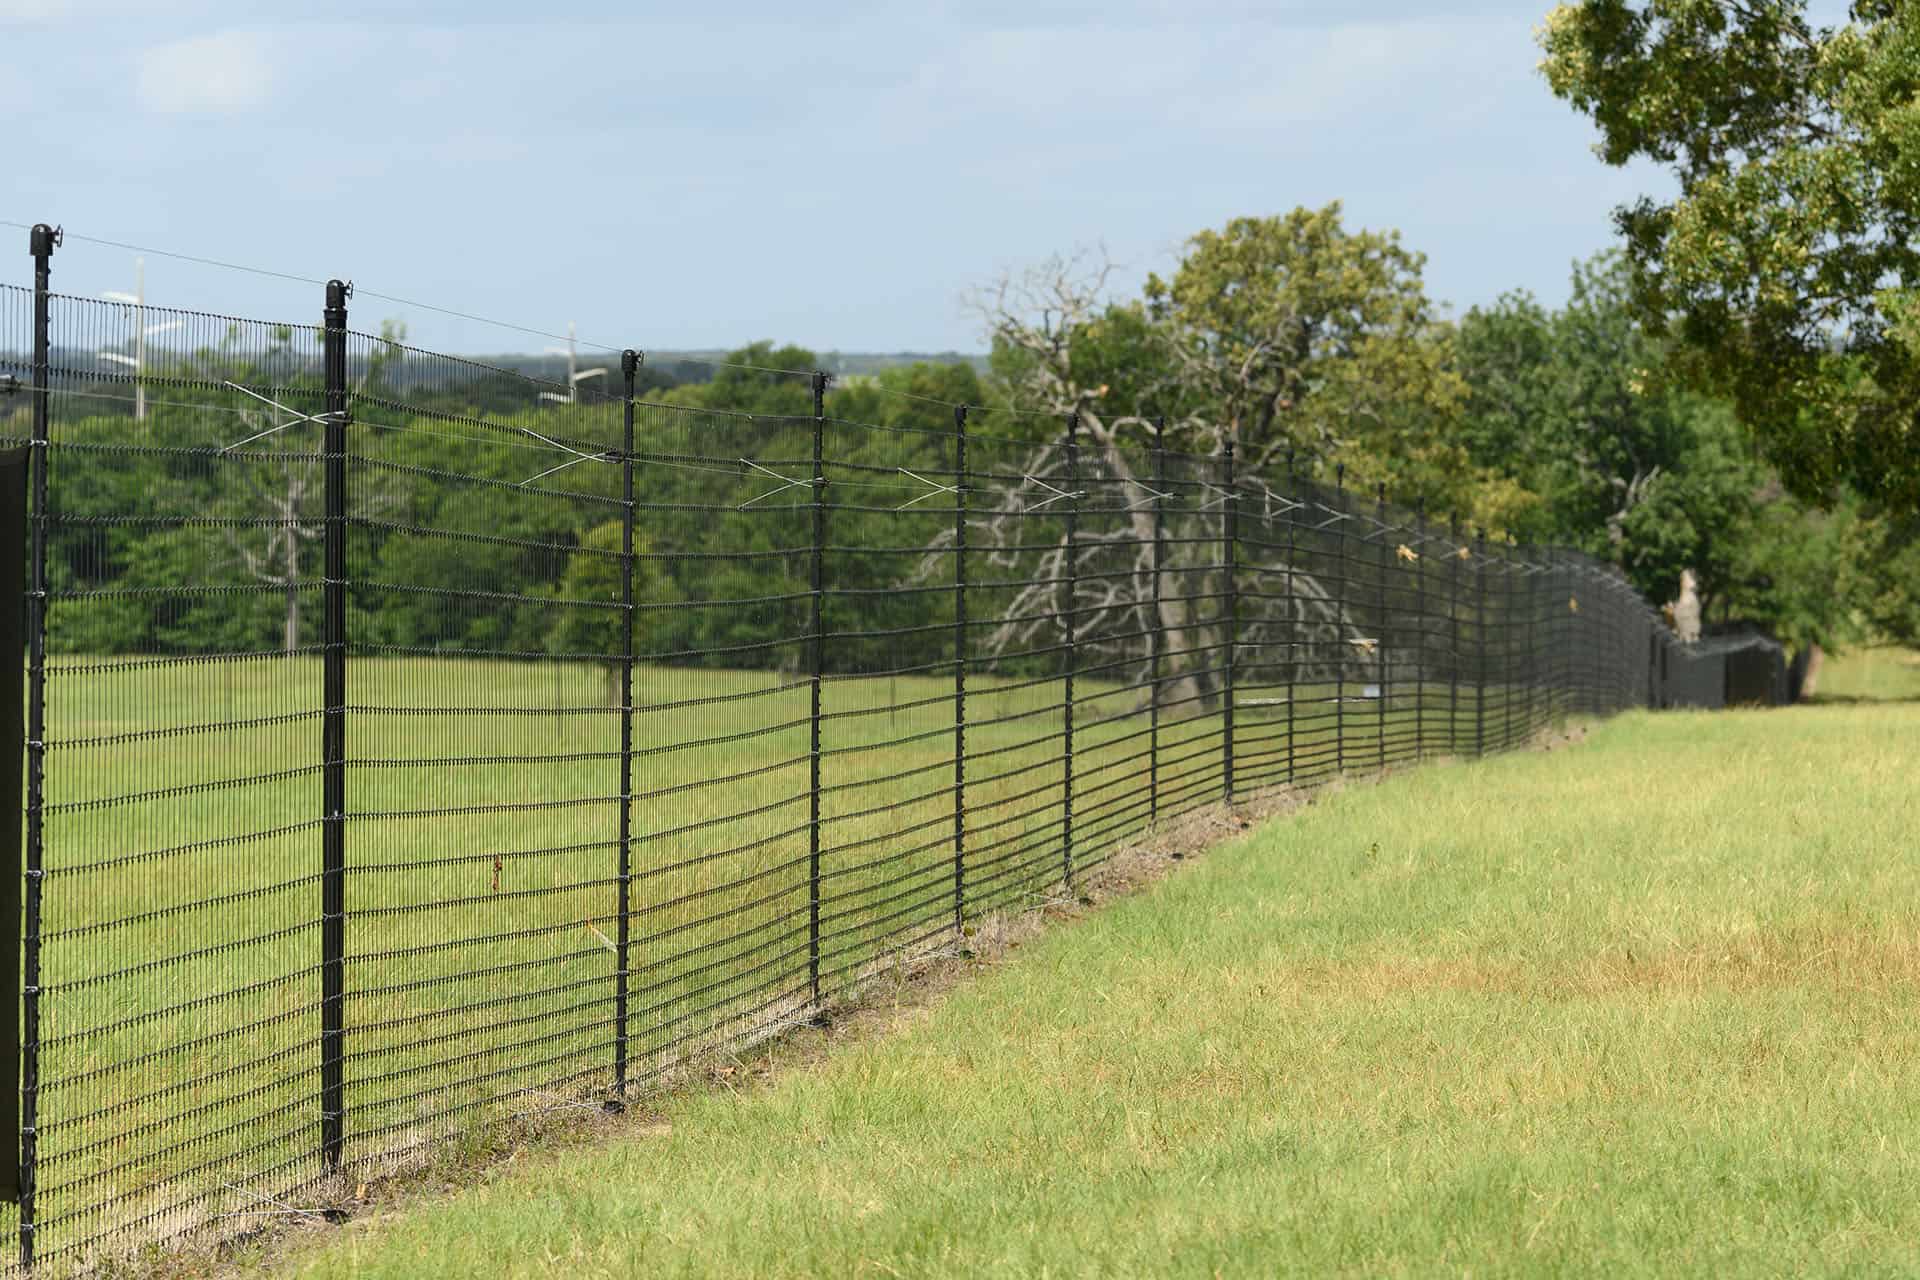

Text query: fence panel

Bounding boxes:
[15,291,330,1261]
[0,246,1783,1269]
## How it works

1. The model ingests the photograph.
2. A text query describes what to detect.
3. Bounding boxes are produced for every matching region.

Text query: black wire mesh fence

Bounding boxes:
[0,227,1789,1270]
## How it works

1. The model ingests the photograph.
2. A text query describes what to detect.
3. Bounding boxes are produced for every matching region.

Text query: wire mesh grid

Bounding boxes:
[0,263,1786,1270]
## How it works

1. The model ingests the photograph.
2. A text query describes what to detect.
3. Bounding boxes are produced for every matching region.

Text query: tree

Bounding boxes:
[1540,0,1920,513]
[971,252,1229,710]
[549,520,670,701]
[1143,204,1518,521]
[967,237,1389,714]
[1455,252,1858,642]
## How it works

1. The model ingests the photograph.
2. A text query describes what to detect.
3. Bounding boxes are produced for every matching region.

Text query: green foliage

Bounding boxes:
[1144,204,1501,515]
[1455,252,1865,645]
[43,329,989,674]
[547,520,677,701]
[1540,0,1920,513]
[988,299,1179,442]
[1851,512,1920,643]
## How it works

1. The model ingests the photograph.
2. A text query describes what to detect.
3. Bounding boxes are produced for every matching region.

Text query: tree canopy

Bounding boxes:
[1540,0,1920,514]
[1461,302,1849,648]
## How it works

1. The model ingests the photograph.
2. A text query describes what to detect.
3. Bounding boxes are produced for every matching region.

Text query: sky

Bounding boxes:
[4,0,1683,360]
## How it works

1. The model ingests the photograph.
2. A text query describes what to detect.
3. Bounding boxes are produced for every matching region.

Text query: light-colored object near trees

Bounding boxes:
[1668,568,1702,643]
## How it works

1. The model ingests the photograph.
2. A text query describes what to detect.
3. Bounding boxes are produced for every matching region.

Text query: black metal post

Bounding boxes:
[1556,550,1568,721]
[1413,498,1426,760]
[1221,440,1237,804]
[1544,549,1556,722]
[1375,483,1387,772]
[1651,629,1666,710]
[1284,449,1297,786]
[1334,465,1346,775]
[320,278,349,1174]
[1448,516,1460,754]
[1659,631,1670,709]
[613,350,638,1103]
[0,450,24,1218]
[1148,418,1165,825]
[1503,538,1516,750]
[1474,529,1488,758]
[1553,556,1565,711]
[19,222,57,1271]
[808,370,827,1009]
[1061,413,1078,890]
[1525,545,1538,737]
[952,404,967,931]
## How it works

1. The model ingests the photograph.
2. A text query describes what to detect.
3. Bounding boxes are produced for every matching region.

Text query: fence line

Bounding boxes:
[0,224,1788,1270]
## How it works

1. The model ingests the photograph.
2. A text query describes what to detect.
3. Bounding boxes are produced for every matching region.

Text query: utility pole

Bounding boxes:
[98,258,181,421]
[539,321,608,405]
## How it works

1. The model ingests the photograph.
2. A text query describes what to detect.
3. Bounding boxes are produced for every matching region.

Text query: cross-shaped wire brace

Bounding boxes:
[518,428,619,486]
[1020,474,1085,511]
[739,458,821,509]
[217,382,344,453]
[1123,480,1176,511]
[1196,483,1240,511]
[894,468,960,511]
[1252,483,1305,521]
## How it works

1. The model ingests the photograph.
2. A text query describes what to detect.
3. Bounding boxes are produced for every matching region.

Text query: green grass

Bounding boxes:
[1811,645,1920,702]
[34,649,1544,1262]
[259,687,1920,1279]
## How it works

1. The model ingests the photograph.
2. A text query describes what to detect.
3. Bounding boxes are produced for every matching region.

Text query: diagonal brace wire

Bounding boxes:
[740,457,822,509]
[217,382,343,452]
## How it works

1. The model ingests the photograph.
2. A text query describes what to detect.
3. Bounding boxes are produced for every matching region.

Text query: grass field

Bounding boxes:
[255,653,1920,1278]
[1811,644,1920,701]
[34,640,1580,1262]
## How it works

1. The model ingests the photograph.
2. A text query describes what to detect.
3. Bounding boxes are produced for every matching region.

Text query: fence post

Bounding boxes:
[1148,418,1165,826]
[1284,448,1297,787]
[1448,515,1460,756]
[1375,483,1387,772]
[1413,498,1426,760]
[1503,538,1517,750]
[320,278,349,1174]
[951,404,967,932]
[1529,545,1541,736]
[1334,464,1346,775]
[1647,628,1658,710]
[1221,440,1236,805]
[1520,545,1533,737]
[1546,548,1559,722]
[18,222,58,1271]
[1565,551,1577,719]
[1474,529,1487,758]
[1551,552,1566,721]
[1061,413,1078,891]
[612,350,638,1105]
[807,370,827,1010]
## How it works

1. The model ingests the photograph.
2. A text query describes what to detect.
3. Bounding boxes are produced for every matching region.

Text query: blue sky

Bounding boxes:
[7,0,1678,358]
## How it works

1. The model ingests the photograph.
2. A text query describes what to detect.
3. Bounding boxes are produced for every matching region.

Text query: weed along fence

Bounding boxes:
[0,224,1783,1269]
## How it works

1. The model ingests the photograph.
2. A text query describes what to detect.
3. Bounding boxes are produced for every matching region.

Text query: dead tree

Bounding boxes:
[924,253,1374,714]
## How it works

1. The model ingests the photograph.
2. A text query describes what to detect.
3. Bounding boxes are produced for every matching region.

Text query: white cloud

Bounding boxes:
[136,29,274,113]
